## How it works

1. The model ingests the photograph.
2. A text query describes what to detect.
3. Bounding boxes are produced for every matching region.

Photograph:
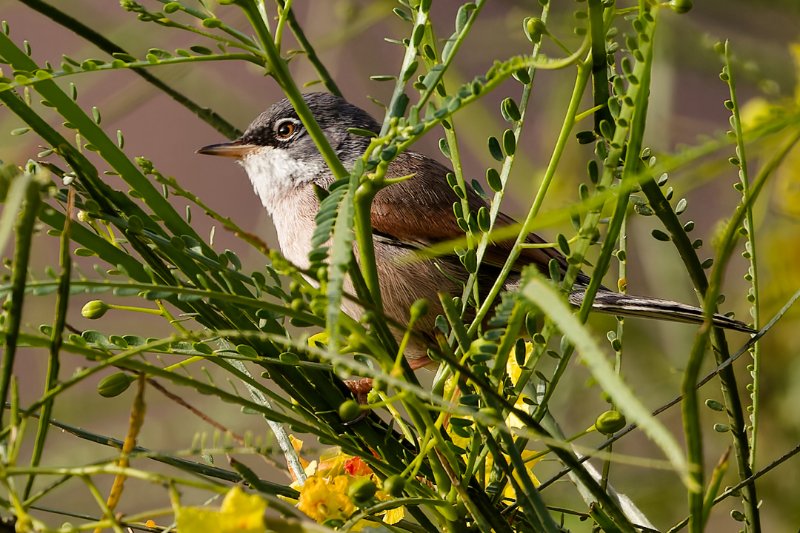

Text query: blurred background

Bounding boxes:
[1,0,799,530]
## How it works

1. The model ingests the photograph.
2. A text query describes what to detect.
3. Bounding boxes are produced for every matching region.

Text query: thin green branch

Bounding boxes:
[275,0,342,96]
[18,0,243,139]
[24,189,73,500]
[682,128,800,532]
[588,0,614,131]
[234,0,348,179]
[0,170,41,429]
[0,53,263,95]
[467,59,592,336]
[722,41,761,472]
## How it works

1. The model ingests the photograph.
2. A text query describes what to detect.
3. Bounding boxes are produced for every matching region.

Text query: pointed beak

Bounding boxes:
[196,140,259,158]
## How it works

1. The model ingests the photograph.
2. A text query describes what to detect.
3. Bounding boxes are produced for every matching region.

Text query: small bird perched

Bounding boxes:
[198,92,751,368]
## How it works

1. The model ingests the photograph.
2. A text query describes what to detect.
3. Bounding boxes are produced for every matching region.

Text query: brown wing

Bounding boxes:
[372,151,570,280]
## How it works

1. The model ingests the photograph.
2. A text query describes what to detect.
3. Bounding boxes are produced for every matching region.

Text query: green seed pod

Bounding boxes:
[595,410,626,435]
[81,300,109,319]
[382,475,406,497]
[670,0,692,14]
[97,372,135,397]
[201,17,222,28]
[348,478,377,505]
[338,400,362,422]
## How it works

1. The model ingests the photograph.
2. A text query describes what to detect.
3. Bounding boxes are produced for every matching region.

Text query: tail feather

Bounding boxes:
[569,289,754,333]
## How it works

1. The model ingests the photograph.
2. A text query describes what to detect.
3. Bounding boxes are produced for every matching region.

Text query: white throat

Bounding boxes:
[238,146,321,268]
[238,146,315,215]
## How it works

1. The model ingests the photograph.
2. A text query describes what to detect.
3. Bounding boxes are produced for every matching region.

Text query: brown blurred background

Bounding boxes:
[1,0,799,530]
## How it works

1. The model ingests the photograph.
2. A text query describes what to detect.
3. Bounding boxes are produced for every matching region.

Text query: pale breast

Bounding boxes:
[268,187,319,270]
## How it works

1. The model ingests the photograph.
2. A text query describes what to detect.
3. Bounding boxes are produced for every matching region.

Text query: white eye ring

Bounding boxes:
[274,118,300,141]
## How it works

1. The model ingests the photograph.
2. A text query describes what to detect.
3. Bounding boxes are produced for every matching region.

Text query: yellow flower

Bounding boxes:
[297,475,355,524]
[283,438,406,527]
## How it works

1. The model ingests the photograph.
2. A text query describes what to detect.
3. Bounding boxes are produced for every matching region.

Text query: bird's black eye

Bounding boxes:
[274,118,299,141]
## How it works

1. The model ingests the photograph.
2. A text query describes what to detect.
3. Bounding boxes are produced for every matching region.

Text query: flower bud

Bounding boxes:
[81,300,109,319]
[524,17,546,43]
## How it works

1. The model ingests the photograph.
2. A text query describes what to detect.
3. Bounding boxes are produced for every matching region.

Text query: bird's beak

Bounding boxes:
[196,140,258,158]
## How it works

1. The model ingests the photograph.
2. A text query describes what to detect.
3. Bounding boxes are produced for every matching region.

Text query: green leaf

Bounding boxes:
[190,45,213,55]
[487,136,503,161]
[325,186,354,352]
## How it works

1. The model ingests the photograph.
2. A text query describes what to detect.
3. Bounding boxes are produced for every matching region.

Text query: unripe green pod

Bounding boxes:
[670,0,692,14]
[382,475,406,497]
[595,410,626,435]
[338,400,362,422]
[97,372,135,397]
[348,478,377,505]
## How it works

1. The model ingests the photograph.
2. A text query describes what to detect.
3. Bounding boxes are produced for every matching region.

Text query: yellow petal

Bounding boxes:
[177,487,266,533]
[382,506,405,525]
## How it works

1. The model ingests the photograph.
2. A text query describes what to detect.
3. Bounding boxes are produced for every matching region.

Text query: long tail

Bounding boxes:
[568,289,754,333]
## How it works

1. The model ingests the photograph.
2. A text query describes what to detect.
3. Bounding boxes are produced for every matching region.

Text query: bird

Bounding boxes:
[198,92,752,369]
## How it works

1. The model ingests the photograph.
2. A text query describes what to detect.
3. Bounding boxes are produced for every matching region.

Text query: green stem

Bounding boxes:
[682,130,800,531]
[152,0,259,48]
[0,172,41,429]
[0,53,263,95]
[532,6,657,422]
[467,60,592,337]
[24,189,73,499]
[460,1,551,321]
[723,42,761,475]
[276,0,342,97]
[723,41,762,533]
[235,0,348,179]
[414,1,487,115]
[382,4,430,131]
[588,0,614,131]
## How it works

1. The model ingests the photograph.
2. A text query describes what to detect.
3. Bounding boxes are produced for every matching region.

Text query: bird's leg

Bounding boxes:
[342,353,432,406]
